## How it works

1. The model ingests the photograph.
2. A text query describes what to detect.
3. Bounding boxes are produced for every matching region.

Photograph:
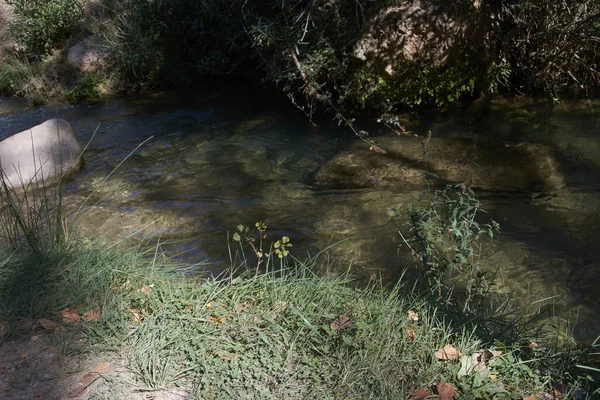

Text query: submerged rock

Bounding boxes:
[0,119,83,188]
[315,136,565,193]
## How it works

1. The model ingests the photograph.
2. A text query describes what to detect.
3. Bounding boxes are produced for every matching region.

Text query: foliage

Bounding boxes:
[63,73,101,102]
[7,0,83,59]
[232,221,293,270]
[499,0,600,94]
[403,184,500,312]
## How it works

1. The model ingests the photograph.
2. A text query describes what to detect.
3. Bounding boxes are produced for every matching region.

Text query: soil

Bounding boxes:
[0,321,189,400]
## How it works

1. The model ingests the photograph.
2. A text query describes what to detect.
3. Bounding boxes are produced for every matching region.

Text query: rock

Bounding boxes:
[353,1,487,73]
[67,37,111,72]
[0,119,83,188]
[315,136,565,193]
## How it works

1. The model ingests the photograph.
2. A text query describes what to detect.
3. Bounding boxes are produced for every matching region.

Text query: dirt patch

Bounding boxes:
[0,322,189,400]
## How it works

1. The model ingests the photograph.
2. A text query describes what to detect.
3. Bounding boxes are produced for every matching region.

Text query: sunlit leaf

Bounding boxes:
[232,232,241,242]
[435,344,462,361]
[407,310,419,321]
[82,309,99,322]
[60,307,80,323]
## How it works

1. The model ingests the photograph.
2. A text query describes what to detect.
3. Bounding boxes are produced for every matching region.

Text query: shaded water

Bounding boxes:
[1,89,600,341]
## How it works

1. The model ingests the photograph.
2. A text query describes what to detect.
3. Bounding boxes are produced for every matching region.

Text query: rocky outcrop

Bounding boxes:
[0,119,83,188]
[315,136,565,193]
[67,37,111,72]
[353,0,488,75]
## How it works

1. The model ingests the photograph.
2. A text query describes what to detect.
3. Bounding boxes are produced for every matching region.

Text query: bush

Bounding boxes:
[7,0,83,59]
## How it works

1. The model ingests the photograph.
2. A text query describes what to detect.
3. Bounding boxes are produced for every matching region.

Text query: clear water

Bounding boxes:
[1,89,599,341]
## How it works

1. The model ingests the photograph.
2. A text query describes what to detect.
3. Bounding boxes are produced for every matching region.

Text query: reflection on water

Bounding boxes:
[1,90,599,341]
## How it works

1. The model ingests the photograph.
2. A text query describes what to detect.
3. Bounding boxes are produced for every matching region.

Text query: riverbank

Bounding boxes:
[0,237,598,399]
[1,0,598,113]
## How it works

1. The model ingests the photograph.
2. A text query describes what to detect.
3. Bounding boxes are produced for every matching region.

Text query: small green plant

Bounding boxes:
[7,0,83,58]
[63,73,101,102]
[403,183,500,312]
[232,222,292,270]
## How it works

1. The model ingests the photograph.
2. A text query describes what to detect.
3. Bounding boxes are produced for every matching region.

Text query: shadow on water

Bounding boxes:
[2,89,600,341]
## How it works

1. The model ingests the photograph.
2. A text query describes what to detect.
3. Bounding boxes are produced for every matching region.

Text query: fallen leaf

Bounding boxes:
[208,315,226,324]
[60,307,81,323]
[17,319,32,330]
[82,309,99,322]
[522,396,537,400]
[219,352,237,361]
[233,303,245,312]
[435,344,462,361]
[39,318,58,331]
[81,372,97,385]
[136,284,154,295]
[437,381,458,400]
[528,342,539,349]
[490,374,497,381]
[409,388,430,399]
[406,329,417,342]
[407,310,419,322]
[330,314,351,331]
[126,308,143,322]
[94,362,110,374]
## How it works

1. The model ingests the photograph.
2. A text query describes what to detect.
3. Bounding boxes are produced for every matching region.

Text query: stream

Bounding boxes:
[1,87,600,342]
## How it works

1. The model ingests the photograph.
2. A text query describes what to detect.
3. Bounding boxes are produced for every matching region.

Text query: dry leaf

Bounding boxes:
[409,388,430,399]
[233,303,245,312]
[522,396,537,400]
[490,374,497,381]
[136,284,154,295]
[435,344,462,361]
[528,342,539,348]
[407,310,419,322]
[219,352,237,361]
[437,381,458,400]
[330,314,351,331]
[406,329,417,342]
[94,362,110,374]
[208,315,227,324]
[39,318,58,331]
[61,307,81,323]
[81,372,97,385]
[126,308,143,322]
[82,309,99,322]
[17,319,32,330]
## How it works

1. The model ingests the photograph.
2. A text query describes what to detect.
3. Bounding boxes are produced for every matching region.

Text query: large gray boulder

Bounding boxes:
[0,119,83,188]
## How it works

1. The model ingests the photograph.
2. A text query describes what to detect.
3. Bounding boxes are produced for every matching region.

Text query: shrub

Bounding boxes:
[7,0,83,59]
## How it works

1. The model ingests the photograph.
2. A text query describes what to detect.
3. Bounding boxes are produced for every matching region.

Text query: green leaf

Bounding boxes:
[232,232,241,242]
[237,224,244,232]
[282,236,289,243]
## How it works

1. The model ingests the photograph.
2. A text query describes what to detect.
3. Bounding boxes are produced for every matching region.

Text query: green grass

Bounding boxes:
[0,237,597,399]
